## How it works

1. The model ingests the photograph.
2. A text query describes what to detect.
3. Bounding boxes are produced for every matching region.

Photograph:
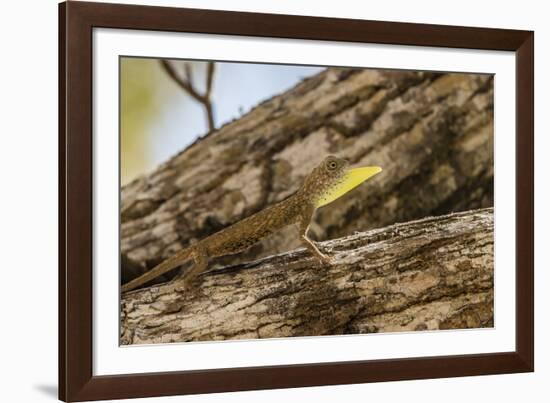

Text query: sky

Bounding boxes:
[121,58,324,184]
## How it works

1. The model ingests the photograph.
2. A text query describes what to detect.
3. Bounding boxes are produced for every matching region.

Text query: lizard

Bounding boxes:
[121,155,382,293]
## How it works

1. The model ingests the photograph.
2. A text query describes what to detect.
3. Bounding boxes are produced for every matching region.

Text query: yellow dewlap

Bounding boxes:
[316,166,382,208]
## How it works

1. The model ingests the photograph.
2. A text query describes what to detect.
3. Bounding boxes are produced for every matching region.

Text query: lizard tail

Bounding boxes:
[121,247,194,293]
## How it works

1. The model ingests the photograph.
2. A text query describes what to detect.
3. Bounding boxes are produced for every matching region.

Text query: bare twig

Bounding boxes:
[206,62,215,97]
[160,59,216,132]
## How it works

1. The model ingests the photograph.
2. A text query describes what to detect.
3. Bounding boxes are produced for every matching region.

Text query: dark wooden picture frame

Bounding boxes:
[59,1,534,401]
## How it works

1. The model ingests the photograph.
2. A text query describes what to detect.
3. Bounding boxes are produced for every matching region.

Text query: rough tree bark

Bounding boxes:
[121,208,493,344]
[120,68,493,284]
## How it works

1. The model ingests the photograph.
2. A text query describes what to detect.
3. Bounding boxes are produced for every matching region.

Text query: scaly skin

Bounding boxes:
[121,155,376,293]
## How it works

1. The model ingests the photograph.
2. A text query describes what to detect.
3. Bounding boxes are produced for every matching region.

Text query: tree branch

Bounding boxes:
[121,208,494,345]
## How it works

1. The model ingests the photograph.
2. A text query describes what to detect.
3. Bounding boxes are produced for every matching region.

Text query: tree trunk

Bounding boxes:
[120,68,493,284]
[121,208,493,345]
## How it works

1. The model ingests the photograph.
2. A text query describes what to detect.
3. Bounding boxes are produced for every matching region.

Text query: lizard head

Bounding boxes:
[301,155,382,208]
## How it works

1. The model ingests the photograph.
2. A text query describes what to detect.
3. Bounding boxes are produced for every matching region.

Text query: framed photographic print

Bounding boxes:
[59,1,534,401]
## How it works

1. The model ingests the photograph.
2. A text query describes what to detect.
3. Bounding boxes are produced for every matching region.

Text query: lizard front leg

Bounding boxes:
[298,208,333,265]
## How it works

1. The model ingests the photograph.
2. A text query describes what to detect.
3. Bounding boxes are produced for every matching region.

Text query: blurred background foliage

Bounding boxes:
[120,57,324,185]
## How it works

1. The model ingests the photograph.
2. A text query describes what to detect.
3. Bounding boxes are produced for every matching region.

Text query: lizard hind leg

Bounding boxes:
[179,248,209,290]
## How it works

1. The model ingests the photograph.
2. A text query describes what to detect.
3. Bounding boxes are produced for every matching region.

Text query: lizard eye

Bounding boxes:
[327,161,337,170]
